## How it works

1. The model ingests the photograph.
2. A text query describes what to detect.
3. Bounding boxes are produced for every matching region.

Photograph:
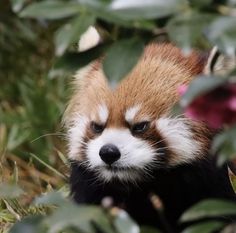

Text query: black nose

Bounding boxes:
[99,144,121,165]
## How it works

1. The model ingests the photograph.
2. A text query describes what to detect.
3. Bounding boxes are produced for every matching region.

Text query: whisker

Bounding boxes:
[30,132,66,143]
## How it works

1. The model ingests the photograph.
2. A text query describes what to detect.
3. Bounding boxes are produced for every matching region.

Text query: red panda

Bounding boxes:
[64,43,236,232]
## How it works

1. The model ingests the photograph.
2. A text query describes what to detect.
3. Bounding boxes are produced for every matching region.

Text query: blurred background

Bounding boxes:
[1,0,236,232]
[0,0,68,199]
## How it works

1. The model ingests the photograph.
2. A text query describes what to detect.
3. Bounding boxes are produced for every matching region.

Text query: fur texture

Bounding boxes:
[65,44,211,166]
[70,158,236,232]
[65,43,236,232]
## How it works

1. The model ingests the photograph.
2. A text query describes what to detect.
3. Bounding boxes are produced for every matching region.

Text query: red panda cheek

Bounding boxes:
[139,126,173,165]
[188,121,214,158]
[156,117,207,166]
[67,116,89,161]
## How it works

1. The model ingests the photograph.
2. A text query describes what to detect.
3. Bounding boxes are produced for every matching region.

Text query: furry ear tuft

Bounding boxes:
[204,47,236,75]
[63,60,109,127]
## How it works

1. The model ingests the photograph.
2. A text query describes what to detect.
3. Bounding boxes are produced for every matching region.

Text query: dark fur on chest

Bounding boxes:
[70,157,236,232]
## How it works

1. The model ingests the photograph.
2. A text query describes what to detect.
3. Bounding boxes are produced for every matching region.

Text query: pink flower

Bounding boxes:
[178,85,188,96]
[179,83,236,129]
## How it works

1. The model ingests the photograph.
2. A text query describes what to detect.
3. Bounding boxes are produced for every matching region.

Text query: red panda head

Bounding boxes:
[64,43,221,182]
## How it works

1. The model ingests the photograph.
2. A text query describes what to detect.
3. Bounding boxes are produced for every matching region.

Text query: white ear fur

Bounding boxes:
[78,26,100,52]
[62,63,94,127]
[204,47,236,75]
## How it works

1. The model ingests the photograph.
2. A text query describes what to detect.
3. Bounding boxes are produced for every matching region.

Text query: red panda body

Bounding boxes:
[65,43,236,232]
[70,157,235,232]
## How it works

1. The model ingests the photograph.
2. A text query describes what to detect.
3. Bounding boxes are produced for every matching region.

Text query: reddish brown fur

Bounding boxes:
[64,43,213,163]
[65,44,206,125]
[108,44,205,127]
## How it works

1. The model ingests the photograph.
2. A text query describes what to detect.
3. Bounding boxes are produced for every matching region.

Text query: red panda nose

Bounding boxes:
[99,144,121,165]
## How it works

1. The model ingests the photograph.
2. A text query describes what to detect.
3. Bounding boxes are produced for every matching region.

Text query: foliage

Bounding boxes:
[1,0,236,233]
[8,191,147,233]
[0,0,67,177]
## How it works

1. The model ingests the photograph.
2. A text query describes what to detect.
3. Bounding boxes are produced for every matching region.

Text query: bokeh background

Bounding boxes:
[1,0,236,232]
[1,0,68,200]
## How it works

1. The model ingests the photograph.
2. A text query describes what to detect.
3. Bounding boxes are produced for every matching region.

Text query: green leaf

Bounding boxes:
[103,37,144,81]
[53,44,108,72]
[10,0,27,13]
[78,0,133,26]
[45,203,115,233]
[0,183,24,198]
[33,192,66,206]
[55,14,95,56]
[181,199,236,222]
[228,0,236,6]
[180,76,228,107]
[167,12,215,52]
[78,0,173,28]
[182,221,224,233]
[108,0,188,20]
[9,216,45,233]
[211,126,236,165]
[114,210,140,233]
[140,226,162,233]
[206,16,236,55]
[6,124,30,151]
[189,0,213,8]
[20,1,81,20]
[229,68,236,76]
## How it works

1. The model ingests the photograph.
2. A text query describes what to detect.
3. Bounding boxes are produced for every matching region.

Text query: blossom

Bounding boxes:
[179,83,236,129]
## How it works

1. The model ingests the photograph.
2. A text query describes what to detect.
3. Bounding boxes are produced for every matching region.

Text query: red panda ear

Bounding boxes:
[204,47,236,75]
[73,60,109,90]
[63,61,109,127]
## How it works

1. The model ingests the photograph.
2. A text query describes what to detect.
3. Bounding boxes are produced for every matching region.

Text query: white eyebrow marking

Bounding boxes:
[98,104,109,123]
[125,105,141,123]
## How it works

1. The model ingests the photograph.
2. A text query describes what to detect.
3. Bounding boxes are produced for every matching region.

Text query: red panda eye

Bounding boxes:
[131,121,150,134]
[91,122,104,134]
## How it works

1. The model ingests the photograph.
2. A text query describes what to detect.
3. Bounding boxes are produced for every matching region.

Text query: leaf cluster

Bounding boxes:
[1,0,236,233]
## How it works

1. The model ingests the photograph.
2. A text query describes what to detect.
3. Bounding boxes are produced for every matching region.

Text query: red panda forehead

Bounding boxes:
[82,43,205,126]
[107,101,157,127]
[106,43,205,126]
[92,103,110,124]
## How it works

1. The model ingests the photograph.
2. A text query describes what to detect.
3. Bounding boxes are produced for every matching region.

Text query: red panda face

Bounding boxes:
[85,104,161,181]
[65,44,213,182]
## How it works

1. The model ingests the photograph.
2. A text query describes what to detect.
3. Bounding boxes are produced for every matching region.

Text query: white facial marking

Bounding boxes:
[98,104,109,124]
[125,105,141,123]
[156,118,200,165]
[86,128,156,181]
[67,115,89,160]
